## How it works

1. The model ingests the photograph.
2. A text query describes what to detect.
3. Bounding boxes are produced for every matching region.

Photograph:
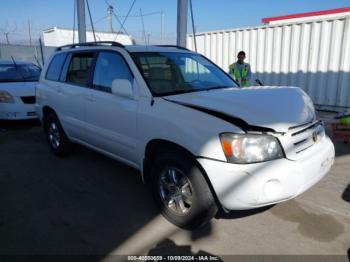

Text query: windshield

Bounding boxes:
[131,52,237,96]
[0,64,41,82]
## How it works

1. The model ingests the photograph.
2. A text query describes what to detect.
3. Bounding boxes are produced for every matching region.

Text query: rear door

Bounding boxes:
[59,51,96,140]
[42,52,68,119]
[84,51,138,164]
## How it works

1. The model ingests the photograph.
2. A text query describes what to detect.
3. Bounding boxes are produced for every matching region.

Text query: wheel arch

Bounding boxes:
[142,139,221,207]
[42,106,57,130]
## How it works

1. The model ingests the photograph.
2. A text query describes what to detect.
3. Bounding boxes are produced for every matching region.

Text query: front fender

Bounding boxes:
[137,97,243,164]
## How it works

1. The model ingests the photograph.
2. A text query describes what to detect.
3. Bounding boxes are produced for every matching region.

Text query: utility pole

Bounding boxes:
[76,0,86,43]
[140,8,146,45]
[107,5,114,33]
[160,11,164,43]
[147,33,151,45]
[28,19,32,46]
[176,0,188,47]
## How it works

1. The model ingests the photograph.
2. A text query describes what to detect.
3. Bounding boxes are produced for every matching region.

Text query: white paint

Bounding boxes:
[36,45,335,213]
[42,27,134,47]
[0,81,37,120]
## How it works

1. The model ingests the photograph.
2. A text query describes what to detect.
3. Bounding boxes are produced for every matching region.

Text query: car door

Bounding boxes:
[59,51,96,141]
[84,51,138,165]
[42,52,68,121]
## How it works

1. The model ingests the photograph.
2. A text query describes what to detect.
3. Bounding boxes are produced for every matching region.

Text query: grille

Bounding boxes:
[291,121,325,154]
[21,96,36,104]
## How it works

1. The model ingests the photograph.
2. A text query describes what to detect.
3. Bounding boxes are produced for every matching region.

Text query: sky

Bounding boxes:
[0,0,349,44]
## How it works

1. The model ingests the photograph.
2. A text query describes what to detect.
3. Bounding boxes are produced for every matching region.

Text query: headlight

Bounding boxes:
[220,133,284,164]
[0,91,14,103]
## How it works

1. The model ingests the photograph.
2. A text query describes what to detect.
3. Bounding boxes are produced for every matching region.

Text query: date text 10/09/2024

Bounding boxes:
[127,255,221,261]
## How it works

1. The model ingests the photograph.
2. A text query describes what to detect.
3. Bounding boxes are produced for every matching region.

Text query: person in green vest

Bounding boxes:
[229,51,252,87]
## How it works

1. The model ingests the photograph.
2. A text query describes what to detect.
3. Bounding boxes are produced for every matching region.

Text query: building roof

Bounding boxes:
[42,26,128,36]
[262,6,350,24]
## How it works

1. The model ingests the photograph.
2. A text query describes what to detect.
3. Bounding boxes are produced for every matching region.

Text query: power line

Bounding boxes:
[189,0,197,52]
[112,11,128,34]
[115,0,136,40]
[118,11,163,18]
[101,0,129,35]
[94,15,109,24]
[86,0,97,42]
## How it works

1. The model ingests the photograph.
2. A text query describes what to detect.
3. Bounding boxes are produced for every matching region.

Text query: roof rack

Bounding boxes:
[154,45,190,51]
[55,41,125,51]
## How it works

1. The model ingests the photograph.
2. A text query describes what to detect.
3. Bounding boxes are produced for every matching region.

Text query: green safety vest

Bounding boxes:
[340,116,350,125]
[229,62,250,87]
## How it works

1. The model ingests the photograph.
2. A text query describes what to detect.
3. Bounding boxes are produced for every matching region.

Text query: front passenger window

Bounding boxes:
[93,52,133,93]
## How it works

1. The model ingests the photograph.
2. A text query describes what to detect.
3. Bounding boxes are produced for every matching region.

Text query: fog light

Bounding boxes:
[6,112,17,118]
[263,179,282,198]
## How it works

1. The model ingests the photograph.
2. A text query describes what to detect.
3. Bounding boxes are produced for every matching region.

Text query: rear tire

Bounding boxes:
[150,150,218,229]
[44,112,72,156]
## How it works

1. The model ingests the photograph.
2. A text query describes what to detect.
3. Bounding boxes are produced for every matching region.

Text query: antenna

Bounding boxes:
[11,56,25,80]
[11,56,17,67]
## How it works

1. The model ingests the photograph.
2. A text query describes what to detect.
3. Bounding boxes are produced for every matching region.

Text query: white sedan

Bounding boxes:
[0,60,41,120]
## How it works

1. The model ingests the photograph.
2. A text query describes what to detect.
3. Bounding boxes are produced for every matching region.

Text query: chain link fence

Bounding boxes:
[0,43,55,67]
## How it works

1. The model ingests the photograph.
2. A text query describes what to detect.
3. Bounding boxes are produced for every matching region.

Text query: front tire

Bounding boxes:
[44,112,72,156]
[151,150,218,229]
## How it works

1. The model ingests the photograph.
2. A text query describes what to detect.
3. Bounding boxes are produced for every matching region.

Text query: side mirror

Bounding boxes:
[111,79,133,98]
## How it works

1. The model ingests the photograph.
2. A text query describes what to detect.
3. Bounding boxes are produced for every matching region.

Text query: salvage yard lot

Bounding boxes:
[0,117,349,259]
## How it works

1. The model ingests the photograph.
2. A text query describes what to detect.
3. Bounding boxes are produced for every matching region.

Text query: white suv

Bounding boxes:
[36,42,335,228]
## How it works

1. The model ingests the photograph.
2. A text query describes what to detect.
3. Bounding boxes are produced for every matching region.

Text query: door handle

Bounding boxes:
[86,94,96,102]
[52,85,62,93]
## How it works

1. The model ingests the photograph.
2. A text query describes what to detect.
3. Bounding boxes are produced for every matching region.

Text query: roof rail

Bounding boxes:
[55,41,125,51]
[154,45,190,51]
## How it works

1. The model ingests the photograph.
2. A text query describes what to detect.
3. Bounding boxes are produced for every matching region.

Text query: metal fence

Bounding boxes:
[0,43,55,67]
[187,16,350,111]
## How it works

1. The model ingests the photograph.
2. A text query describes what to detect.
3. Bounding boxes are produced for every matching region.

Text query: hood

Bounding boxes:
[0,81,37,97]
[165,86,315,133]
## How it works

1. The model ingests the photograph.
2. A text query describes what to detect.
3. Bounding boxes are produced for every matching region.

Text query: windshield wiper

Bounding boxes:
[158,86,231,97]
[203,86,231,91]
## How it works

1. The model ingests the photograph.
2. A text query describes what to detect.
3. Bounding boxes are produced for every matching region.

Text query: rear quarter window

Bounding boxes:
[46,53,67,81]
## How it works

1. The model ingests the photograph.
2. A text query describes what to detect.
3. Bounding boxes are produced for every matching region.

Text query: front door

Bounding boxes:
[84,51,138,165]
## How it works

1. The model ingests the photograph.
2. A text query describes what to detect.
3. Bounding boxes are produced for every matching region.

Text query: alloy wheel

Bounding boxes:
[158,167,193,215]
[48,122,61,149]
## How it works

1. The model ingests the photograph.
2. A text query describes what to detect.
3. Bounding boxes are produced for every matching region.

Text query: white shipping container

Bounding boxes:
[187,16,350,110]
[42,27,135,47]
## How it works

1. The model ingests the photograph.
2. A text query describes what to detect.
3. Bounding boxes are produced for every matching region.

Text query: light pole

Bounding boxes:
[176,0,188,47]
[107,5,114,33]
[76,0,86,43]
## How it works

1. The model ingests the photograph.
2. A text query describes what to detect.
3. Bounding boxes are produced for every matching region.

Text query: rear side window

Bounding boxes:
[66,52,94,87]
[93,52,133,93]
[46,53,67,81]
